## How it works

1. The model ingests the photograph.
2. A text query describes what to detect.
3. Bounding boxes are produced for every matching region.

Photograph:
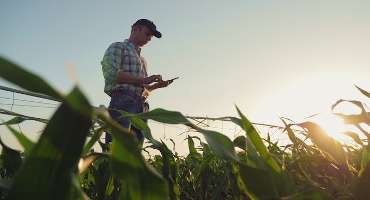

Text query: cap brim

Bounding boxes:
[153,30,162,38]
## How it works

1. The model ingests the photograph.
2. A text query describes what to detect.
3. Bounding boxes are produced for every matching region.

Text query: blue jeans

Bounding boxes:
[106,90,149,144]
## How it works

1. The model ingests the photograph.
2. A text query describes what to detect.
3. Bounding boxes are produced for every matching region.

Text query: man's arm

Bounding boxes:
[116,70,162,86]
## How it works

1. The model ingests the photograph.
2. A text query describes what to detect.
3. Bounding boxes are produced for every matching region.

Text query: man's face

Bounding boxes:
[135,26,154,47]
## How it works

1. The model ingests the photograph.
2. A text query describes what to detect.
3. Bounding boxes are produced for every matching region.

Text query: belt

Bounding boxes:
[110,89,147,103]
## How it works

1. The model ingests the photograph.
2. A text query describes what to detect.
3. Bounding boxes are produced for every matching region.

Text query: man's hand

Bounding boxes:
[155,80,172,88]
[145,78,177,91]
[142,75,162,84]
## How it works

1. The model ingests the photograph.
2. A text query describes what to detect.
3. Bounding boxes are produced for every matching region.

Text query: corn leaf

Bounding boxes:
[0,57,62,100]
[0,138,22,177]
[235,106,281,173]
[355,85,370,98]
[299,122,348,166]
[137,108,239,161]
[5,124,34,153]
[238,164,279,200]
[6,88,92,200]
[109,125,169,200]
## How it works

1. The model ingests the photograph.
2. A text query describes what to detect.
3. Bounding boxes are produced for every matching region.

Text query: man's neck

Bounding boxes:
[127,38,142,54]
[128,38,139,48]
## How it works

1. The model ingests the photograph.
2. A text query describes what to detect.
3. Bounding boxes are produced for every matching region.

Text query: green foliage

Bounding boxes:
[6,88,92,200]
[5,124,34,153]
[0,56,369,199]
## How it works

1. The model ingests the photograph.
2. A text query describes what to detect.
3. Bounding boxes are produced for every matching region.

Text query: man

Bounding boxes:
[101,19,173,144]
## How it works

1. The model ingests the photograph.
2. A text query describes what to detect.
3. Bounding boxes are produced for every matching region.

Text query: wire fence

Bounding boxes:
[0,85,292,151]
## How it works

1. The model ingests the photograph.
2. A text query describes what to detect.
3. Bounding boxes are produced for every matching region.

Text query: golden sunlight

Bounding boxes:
[255,74,367,146]
[311,112,355,145]
[313,97,366,145]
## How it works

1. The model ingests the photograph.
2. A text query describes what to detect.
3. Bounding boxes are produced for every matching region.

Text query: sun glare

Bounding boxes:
[316,98,366,145]
[254,73,367,146]
[311,112,353,144]
[310,99,367,146]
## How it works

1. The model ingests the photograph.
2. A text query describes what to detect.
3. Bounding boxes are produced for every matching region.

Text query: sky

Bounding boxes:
[1,0,369,154]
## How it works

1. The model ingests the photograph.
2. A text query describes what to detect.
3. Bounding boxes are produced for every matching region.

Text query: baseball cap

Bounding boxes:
[132,19,162,38]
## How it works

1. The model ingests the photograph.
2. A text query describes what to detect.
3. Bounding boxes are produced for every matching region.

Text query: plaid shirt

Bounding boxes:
[101,39,148,96]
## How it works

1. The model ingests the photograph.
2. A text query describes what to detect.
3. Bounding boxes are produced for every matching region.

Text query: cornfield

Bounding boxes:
[0,56,369,200]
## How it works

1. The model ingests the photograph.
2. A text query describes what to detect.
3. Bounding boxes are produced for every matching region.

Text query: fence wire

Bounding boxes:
[0,85,290,145]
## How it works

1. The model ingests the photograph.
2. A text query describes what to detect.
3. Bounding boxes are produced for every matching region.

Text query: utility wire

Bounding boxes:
[0,84,299,137]
[185,115,287,130]
[0,96,59,106]
[0,85,61,102]
[0,107,48,123]
[0,103,57,109]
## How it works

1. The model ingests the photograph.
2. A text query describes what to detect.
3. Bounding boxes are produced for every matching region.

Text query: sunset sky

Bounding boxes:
[1,0,369,153]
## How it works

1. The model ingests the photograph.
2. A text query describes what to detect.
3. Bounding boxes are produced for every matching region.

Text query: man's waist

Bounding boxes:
[110,84,143,94]
[110,88,147,102]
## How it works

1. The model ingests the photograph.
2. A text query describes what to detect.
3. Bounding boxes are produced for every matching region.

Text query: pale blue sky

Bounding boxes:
[1,1,369,152]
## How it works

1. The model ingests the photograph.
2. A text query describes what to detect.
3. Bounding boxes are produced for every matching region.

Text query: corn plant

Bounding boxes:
[0,56,369,200]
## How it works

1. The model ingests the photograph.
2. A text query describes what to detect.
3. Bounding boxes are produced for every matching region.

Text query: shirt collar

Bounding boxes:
[124,39,141,55]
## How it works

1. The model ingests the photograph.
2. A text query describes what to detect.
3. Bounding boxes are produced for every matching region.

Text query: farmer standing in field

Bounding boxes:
[101,19,174,144]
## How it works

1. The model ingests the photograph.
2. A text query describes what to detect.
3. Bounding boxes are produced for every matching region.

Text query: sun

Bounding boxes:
[310,103,363,146]
[311,113,349,143]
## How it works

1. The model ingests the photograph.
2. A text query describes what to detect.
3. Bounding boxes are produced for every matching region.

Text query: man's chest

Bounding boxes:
[122,49,147,76]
